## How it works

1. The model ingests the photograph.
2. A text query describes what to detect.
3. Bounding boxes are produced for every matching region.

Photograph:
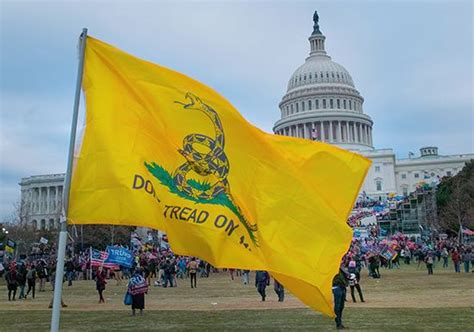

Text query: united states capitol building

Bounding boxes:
[273,12,473,198]
[20,12,473,230]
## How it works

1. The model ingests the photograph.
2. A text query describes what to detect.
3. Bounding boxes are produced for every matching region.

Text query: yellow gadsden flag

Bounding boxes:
[69,36,370,316]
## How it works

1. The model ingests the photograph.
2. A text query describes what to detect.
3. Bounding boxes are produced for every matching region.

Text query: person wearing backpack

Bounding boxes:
[26,264,37,299]
[16,264,27,299]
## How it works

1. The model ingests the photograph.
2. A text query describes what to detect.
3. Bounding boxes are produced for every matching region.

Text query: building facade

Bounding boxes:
[19,12,473,230]
[273,12,473,199]
[19,174,64,230]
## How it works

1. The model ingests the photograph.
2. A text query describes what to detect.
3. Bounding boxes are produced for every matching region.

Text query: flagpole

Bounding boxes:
[51,27,88,332]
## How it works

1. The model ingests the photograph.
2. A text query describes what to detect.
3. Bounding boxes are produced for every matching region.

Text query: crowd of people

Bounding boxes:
[2,226,472,328]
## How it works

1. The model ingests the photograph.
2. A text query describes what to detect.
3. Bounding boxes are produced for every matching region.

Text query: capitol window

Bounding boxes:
[302,102,305,111]
[337,99,340,109]
[343,99,347,109]
[291,104,294,113]
[323,99,327,108]
[349,100,352,110]
[401,174,407,179]
[316,99,319,109]
[376,180,382,191]
[320,72,323,78]
[330,99,334,108]
[296,103,299,112]
[304,75,306,81]
[309,73,312,80]
[375,166,381,172]
[447,171,452,176]
[414,173,419,178]
[308,100,312,110]
[326,73,329,78]
[336,73,340,79]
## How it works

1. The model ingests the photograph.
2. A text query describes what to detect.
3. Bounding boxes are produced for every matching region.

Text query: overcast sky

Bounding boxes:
[1,0,473,219]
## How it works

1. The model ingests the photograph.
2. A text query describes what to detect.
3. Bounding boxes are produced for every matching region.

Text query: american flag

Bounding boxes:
[90,248,119,269]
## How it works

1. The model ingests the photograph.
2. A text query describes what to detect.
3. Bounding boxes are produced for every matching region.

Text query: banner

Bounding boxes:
[105,246,133,268]
[90,248,119,269]
[68,36,370,317]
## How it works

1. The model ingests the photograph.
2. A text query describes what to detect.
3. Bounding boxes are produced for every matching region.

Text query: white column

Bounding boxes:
[320,122,324,142]
[356,124,361,143]
[329,121,333,142]
[337,121,342,142]
[366,126,370,145]
[366,127,370,145]
[304,123,310,139]
[39,187,42,214]
[348,122,352,143]
[47,187,51,214]
[369,127,373,146]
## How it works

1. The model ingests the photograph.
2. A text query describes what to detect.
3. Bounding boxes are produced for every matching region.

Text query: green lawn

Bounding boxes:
[0,264,472,331]
[1,308,472,331]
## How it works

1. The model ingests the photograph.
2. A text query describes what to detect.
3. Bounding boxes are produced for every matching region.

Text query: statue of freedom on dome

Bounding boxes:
[313,10,321,34]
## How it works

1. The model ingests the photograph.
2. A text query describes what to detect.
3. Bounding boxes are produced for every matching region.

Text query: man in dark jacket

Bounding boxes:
[273,278,284,302]
[255,270,270,301]
[5,264,18,301]
[332,269,349,330]
[162,259,174,288]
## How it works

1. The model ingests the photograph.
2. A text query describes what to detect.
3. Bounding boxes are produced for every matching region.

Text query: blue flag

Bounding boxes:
[104,246,133,268]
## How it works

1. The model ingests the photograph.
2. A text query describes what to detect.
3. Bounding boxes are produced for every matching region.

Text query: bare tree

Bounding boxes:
[437,161,474,237]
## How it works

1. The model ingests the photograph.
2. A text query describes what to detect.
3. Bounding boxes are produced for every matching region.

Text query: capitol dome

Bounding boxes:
[273,11,374,151]
[287,58,355,91]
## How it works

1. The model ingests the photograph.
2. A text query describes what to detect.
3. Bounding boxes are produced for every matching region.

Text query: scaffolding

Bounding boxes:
[381,187,438,236]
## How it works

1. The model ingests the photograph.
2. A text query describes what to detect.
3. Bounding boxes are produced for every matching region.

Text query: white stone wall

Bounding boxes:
[19,174,65,230]
[394,154,474,194]
[358,149,397,198]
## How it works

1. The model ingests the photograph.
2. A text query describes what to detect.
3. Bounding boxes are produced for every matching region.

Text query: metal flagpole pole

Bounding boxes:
[50,27,88,332]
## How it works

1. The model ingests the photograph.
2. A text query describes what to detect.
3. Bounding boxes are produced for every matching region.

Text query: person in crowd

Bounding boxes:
[65,258,75,287]
[113,265,122,286]
[452,249,461,273]
[199,259,207,278]
[332,269,349,330]
[187,257,198,288]
[5,263,18,301]
[96,267,107,303]
[273,278,284,302]
[242,269,250,285]
[48,267,67,309]
[162,258,174,288]
[461,248,471,273]
[26,264,37,299]
[348,273,365,303]
[255,270,270,301]
[205,262,211,278]
[229,268,235,280]
[348,260,365,303]
[176,257,186,279]
[425,252,434,275]
[441,247,449,268]
[128,269,148,316]
[17,263,27,300]
[37,260,48,292]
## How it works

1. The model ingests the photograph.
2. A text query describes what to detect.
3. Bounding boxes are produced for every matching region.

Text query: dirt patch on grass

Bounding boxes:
[0,265,472,312]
